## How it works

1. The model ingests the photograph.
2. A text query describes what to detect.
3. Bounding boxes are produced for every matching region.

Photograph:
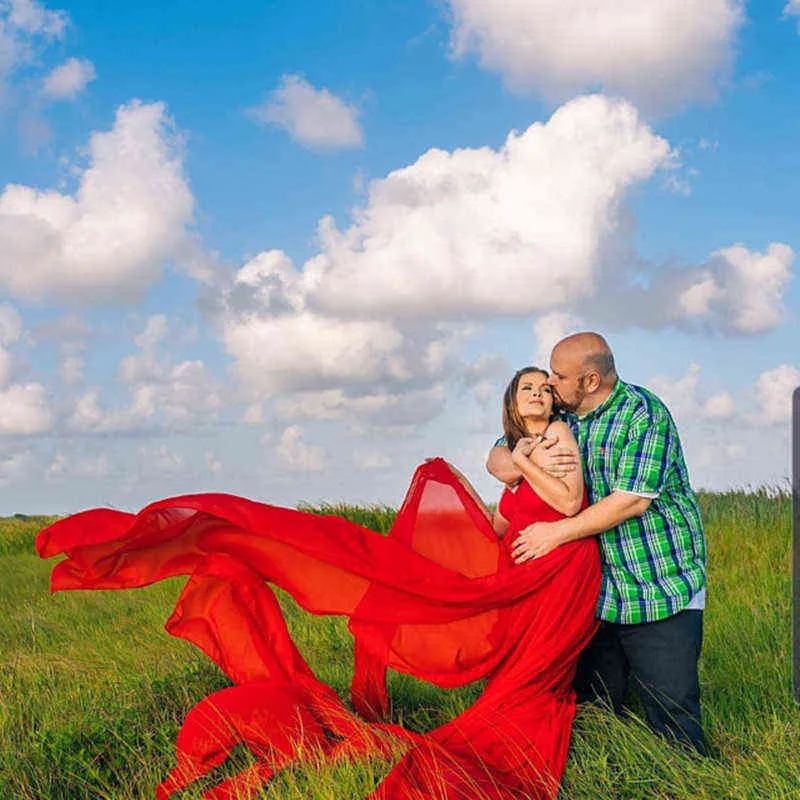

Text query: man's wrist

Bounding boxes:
[555,516,575,543]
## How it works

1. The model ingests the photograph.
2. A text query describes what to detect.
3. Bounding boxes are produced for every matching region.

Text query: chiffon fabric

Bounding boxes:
[37,458,600,800]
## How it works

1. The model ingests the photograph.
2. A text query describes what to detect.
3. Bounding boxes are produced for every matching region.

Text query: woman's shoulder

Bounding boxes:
[545,419,576,441]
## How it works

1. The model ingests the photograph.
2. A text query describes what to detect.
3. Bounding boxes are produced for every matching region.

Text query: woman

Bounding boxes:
[37,368,599,800]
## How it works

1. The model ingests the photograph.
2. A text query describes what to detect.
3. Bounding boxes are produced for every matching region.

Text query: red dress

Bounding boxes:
[37,458,599,800]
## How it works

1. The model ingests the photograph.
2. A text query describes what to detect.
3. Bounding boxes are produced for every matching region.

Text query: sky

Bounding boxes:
[0,0,798,514]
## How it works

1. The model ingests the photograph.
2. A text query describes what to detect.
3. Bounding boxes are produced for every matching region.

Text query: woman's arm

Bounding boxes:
[492,509,510,539]
[512,421,584,516]
[445,462,494,525]
[441,461,510,538]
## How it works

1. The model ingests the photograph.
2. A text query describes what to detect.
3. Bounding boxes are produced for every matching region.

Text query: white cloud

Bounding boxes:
[0,101,196,302]
[133,314,168,350]
[755,365,800,424]
[309,95,671,318]
[784,1,800,21]
[0,0,67,81]
[0,448,34,486]
[678,243,794,333]
[274,385,447,429]
[0,348,14,387]
[532,312,581,368]
[224,312,407,397]
[41,56,95,100]
[446,0,745,113]
[0,382,52,434]
[70,355,222,434]
[5,0,66,36]
[145,444,185,475]
[217,96,672,404]
[0,304,22,345]
[249,74,363,150]
[205,451,222,475]
[275,425,326,472]
[354,451,392,470]
[59,352,84,386]
[703,392,735,420]
[649,363,737,426]
[48,451,112,478]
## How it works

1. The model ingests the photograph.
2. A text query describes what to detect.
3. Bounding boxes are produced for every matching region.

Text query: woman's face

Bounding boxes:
[515,372,554,424]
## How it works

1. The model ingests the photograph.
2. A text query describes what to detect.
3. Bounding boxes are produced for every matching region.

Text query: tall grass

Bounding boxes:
[0,490,796,799]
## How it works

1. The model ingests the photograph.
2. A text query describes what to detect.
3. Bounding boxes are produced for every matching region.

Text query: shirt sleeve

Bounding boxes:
[613,412,671,496]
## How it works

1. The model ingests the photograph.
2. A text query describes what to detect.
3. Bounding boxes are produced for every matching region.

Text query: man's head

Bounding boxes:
[548,332,617,415]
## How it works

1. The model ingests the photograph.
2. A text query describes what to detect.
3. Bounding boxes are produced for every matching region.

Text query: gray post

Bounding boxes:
[794,387,800,705]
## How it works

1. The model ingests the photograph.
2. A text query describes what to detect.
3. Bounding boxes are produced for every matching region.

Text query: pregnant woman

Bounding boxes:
[37,368,599,800]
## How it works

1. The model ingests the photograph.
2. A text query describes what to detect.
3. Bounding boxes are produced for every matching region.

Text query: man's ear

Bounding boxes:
[583,371,601,393]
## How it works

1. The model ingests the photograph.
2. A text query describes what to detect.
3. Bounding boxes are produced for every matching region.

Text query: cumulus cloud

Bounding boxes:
[275,425,326,472]
[677,243,794,334]
[41,56,95,99]
[69,315,222,433]
[649,363,736,426]
[249,74,363,150]
[0,302,53,433]
[754,365,800,424]
[703,392,735,420]
[205,451,222,475]
[784,1,800,22]
[144,443,185,476]
[224,312,407,396]
[445,0,745,113]
[579,242,795,337]
[59,352,84,386]
[219,251,477,397]
[0,0,67,81]
[354,450,392,470]
[0,448,34,486]
[0,304,22,345]
[310,95,671,318]
[274,386,447,430]
[0,101,196,302]
[214,96,675,406]
[0,383,53,434]
[532,312,581,368]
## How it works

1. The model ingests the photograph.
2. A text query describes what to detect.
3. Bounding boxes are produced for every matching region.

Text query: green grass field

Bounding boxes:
[1,493,797,800]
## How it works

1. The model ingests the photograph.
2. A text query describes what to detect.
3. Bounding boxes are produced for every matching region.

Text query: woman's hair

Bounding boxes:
[502,367,556,451]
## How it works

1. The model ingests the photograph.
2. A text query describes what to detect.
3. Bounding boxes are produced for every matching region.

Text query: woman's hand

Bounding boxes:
[511,437,535,467]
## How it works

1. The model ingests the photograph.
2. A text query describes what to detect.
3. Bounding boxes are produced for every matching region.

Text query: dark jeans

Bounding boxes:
[574,609,707,756]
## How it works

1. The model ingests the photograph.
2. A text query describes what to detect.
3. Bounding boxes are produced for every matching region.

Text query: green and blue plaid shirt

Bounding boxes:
[497,380,707,624]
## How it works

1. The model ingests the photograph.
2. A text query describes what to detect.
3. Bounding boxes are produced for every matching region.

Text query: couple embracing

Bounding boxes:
[486,332,707,759]
[38,331,707,799]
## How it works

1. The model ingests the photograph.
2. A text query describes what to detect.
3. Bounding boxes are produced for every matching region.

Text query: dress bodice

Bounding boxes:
[499,480,569,531]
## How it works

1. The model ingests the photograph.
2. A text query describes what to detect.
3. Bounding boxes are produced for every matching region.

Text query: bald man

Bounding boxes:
[487,332,708,755]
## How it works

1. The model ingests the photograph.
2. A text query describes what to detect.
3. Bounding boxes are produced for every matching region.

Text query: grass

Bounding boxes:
[0,492,797,799]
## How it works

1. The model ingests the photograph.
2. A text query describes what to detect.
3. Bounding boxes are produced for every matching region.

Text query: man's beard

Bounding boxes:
[554,387,582,413]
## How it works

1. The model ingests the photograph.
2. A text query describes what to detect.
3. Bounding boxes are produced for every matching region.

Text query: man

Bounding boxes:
[487,332,708,755]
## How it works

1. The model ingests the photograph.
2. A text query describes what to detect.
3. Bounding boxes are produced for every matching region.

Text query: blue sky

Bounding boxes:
[0,0,798,514]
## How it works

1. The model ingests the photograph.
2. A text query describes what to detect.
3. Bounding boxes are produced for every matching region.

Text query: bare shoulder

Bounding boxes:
[545,419,578,447]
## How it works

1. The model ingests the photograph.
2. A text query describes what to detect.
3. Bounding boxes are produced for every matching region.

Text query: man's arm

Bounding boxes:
[511,490,651,563]
[486,445,522,485]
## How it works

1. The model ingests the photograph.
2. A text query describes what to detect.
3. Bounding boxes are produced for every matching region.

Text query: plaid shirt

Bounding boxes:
[495,380,707,624]
[566,380,706,623]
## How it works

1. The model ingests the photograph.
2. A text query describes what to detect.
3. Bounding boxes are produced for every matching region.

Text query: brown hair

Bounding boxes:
[502,367,555,451]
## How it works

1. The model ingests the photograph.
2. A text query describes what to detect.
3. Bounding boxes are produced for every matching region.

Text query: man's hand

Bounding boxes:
[531,434,578,478]
[511,520,566,563]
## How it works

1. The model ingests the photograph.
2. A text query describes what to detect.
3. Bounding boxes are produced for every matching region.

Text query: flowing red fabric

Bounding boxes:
[37,458,600,800]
